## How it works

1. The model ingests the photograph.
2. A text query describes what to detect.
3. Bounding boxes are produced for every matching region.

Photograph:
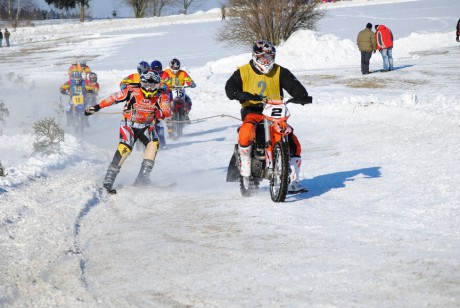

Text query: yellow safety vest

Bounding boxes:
[239,63,281,108]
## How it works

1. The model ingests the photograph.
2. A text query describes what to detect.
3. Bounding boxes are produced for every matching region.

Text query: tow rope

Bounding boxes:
[97,112,241,123]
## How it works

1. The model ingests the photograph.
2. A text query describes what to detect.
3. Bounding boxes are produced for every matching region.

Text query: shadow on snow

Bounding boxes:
[288,166,381,201]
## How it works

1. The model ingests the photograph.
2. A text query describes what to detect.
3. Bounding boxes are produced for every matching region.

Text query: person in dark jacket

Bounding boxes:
[225,40,312,194]
[4,29,10,47]
[357,23,377,74]
[375,24,394,71]
[456,19,460,42]
[0,30,3,48]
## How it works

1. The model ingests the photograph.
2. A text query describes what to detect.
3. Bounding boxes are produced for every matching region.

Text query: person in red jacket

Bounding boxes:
[84,71,171,194]
[375,24,394,71]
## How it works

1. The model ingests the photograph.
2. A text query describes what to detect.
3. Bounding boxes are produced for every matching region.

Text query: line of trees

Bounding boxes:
[0,0,91,26]
[0,0,204,26]
[42,0,203,21]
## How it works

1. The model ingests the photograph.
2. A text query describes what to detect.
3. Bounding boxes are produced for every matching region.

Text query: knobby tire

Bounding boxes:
[270,142,290,202]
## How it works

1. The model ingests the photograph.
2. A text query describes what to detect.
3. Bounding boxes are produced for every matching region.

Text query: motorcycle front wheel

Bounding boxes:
[74,110,85,136]
[270,142,290,202]
[175,108,185,139]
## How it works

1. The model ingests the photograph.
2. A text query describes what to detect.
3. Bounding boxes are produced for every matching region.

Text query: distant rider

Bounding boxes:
[60,71,97,125]
[119,61,150,90]
[163,58,196,121]
[68,60,79,79]
[225,40,312,194]
[85,72,100,107]
[84,71,171,194]
[78,60,92,80]
[150,60,170,148]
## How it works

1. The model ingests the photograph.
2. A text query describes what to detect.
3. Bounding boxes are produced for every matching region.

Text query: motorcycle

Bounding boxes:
[65,89,88,135]
[166,85,190,140]
[226,97,310,202]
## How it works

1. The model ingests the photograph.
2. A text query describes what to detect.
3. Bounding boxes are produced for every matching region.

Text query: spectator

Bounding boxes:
[456,18,460,42]
[375,24,394,71]
[0,29,3,48]
[4,29,10,47]
[221,5,226,21]
[357,23,377,75]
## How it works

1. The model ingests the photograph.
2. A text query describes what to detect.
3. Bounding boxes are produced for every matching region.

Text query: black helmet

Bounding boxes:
[169,58,181,74]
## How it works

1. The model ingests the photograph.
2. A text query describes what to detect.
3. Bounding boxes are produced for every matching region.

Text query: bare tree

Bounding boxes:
[217,0,324,46]
[123,0,147,18]
[147,0,172,17]
[1,0,36,27]
[173,0,201,15]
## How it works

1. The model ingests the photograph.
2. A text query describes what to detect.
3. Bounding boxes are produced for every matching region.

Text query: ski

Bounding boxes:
[288,188,309,195]
[100,182,177,195]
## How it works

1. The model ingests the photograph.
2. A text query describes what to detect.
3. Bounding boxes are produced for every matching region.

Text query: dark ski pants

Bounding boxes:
[360,51,373,74]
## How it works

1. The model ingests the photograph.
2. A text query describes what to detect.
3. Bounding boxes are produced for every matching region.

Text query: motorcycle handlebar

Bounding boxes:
[260,96,313,105]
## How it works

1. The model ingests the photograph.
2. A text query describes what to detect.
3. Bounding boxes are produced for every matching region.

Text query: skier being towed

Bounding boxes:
[85,71,171,194]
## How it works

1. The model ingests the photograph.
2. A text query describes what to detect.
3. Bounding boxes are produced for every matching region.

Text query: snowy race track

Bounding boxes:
[1,1,460,306]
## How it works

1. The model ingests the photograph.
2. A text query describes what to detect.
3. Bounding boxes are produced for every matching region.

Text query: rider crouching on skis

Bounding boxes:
[225,40,312,194]
[85,71,171,194]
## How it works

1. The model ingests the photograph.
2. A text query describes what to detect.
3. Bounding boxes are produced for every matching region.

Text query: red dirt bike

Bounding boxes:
[226,97,311,202]
[167,85,190,140]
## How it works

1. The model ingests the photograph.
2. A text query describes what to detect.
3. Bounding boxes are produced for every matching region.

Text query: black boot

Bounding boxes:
[134,159,155,186]
[103,164,120,194]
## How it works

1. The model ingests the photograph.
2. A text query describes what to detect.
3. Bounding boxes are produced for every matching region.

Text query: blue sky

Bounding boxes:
[36,0,222,18]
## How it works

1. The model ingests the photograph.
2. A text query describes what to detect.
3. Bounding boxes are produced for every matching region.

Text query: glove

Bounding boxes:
[190,82,196,88]
[84,105,101,116]
[154,109,163,119]
[235,91,263,102]
[287,96,312,105]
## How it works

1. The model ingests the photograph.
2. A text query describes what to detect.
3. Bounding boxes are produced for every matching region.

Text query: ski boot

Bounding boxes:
[133,159,155,186]
[103,164,120,194]
[288,157,308,194]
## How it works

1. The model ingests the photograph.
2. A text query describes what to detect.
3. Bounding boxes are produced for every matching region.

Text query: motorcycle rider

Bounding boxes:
[150,60,170,148]
[225,40,312,194]
[163,58,196,121]
[84,71,171,194]
[78,60,92,80]
[68,59,79,78]
[86,72,100,94]
[60,71,97,125]
[119,61,150,90]
[150,60,171,94]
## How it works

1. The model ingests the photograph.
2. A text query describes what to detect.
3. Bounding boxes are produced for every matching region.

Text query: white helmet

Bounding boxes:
[252,40,276,74]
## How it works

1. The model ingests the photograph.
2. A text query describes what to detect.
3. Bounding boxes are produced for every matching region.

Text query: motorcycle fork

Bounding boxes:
[264,119,274,176]
[264,119,288,178]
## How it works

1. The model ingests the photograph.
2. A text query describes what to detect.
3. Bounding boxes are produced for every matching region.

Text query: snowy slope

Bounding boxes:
[1,0,459,306]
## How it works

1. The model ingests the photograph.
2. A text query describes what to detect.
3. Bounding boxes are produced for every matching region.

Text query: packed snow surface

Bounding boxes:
[0,0,459,306]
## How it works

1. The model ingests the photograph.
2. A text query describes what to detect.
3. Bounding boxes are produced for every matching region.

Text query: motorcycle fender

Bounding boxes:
[226,145,240,182]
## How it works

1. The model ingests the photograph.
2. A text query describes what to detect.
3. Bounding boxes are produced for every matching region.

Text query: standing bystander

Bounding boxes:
[375,24,394,71]
[0,29,3,48]
[357,23,376,75]
[221,5,226,21]
[4,29,10,47]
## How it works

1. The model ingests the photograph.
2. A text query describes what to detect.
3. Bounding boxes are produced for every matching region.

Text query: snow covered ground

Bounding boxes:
[1,0,459,306]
